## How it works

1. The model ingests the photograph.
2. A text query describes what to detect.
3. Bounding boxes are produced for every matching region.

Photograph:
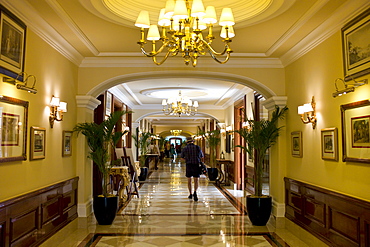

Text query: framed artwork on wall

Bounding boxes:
[62,130,72,157]
[341,100,370,163]
[0,5,27,80]
[341,8,370,80]
[321,127,338,161]
[0,95,28,163]
[291,131,302,158]
[30,126,46,160]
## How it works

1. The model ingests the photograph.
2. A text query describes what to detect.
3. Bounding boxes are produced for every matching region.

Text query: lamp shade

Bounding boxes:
[191,0,205,17]
[298,105,305,115]
[193,101,199,107]
[220,26,235,38]
[219,8,235,26]
[173,0,188,19]
[203,6,217,24]
[147,25,160,40]
[162,99,167,105]
[158,8,171,26]
[304,103,313,112]
[135,10,150,28]
[50,96,60,107]
[164,0,175,18]
[59,102,67,112]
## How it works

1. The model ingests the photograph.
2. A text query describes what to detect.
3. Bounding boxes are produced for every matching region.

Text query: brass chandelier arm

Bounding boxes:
[202,39,232,56]
[152,50,172,65]
[139,40,171,57]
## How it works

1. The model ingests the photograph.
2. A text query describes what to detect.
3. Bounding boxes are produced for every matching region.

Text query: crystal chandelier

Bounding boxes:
[162,91,199,117]
[135,0,235,67]
[170,130,182,136]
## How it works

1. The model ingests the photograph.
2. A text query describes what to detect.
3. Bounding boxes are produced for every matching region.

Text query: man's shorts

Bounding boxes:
[186,163,201,178]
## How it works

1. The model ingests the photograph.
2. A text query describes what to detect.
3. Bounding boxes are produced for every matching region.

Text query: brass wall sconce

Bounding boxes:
[298,96,316,129]
[218,123,232,136]
[49,96,67,128]
[3,72,38,94]
[332,78,368,98]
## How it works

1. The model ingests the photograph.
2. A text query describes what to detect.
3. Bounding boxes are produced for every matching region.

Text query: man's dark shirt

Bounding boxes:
[181,143,204,164]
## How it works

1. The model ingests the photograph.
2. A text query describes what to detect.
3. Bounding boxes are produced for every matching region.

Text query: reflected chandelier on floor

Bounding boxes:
[162,91,198,117]
[135,0,235,67]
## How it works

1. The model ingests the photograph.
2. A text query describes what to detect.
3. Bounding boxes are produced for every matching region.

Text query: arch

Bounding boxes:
[134,111,221,123]
[86,70,277,99]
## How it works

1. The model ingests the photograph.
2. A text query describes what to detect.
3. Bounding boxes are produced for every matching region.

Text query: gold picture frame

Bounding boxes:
[62,130,72,157]
[0,95,28,163]
[30,126,46,160]
[341,100,370,163]
[341,8,370,80]
[291,131,302,158]
[321,127,338,161]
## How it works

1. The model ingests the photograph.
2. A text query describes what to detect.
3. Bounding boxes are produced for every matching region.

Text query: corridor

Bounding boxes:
[40,159,328,247]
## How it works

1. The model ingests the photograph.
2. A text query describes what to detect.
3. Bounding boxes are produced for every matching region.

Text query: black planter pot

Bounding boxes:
[207,168,218,181]
[93,196,118,225]
[138,167,148,181]
[246,195,272,226]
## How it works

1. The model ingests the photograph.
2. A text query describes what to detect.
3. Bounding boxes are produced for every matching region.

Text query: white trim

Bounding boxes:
[77,199,93,217]
[76,95,101,110]
[272,200,285,217]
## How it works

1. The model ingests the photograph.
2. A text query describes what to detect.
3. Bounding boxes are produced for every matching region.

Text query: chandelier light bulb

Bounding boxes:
[220,26,235,38]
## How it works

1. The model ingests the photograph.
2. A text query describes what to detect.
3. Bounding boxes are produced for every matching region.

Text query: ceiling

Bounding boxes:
[5,0,368,127]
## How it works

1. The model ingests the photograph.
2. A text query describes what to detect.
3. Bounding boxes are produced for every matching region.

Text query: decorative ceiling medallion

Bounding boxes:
[81,0,293,28]
[140,87,208,99]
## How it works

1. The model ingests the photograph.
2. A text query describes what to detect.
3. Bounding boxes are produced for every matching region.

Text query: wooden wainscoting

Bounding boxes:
[0,177,79,247]
[284,177,370,247]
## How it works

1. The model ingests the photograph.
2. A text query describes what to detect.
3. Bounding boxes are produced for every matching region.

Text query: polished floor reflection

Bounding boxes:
[40,159,328,247]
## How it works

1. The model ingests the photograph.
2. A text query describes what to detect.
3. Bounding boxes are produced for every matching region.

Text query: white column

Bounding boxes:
[75,95,101,217]
[262,96,287,217]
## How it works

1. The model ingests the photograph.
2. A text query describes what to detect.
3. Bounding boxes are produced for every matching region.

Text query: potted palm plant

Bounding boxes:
[132,131,152,181]
[74,110,129,225]
[234,105,288,226]
[200,129,221,181]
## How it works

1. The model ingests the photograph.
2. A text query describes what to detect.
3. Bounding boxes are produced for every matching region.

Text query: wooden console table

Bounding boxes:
[215,159,233,186]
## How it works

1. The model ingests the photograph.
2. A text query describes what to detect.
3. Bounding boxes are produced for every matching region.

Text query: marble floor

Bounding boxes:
[40,159,329,247]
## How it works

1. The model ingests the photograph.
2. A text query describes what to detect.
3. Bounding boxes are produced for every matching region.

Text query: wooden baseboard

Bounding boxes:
[284,177,370,247]
[0,177,79,247]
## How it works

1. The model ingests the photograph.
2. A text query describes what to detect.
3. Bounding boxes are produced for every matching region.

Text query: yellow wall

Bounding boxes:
[285,31,370,201]
[0,30,78,201]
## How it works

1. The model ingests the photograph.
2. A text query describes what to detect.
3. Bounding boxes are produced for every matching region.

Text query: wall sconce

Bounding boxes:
[332,78,368,98]
[3,72,38,94]
[49,96,67,128]
[298,96,316,129]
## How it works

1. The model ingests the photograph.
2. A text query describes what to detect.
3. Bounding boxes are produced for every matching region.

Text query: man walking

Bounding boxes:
[181,136,204,202]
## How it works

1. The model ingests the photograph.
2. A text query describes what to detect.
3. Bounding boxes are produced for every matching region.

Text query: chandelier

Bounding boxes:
[162,91,199,117]
[134,0,235,67]
[170,130,182,136]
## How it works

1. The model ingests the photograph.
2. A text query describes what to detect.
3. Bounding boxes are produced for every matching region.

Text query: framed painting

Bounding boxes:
[30,126,46,160]
[105,91,112,117]
[291,131,302,158]
[0,5,26,80]
[341,100,370,163]
[62,130,72,157]
[342,8,370,80]
[321,127,338,161]
[0,95,28,162]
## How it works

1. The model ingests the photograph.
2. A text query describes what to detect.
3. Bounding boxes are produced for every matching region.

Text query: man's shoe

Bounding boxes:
[188,194,192,199]
[193,192,198,202]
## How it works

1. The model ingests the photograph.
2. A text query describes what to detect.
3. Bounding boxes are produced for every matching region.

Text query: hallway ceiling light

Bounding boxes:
[135,0,235,67]
[170,129,182,136]
[162,91,198,117]
[332,78,368,98]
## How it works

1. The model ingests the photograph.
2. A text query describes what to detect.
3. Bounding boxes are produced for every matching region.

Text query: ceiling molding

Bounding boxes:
[265,0,330,56]
[45,0,99,55]
[281,0,370,66]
